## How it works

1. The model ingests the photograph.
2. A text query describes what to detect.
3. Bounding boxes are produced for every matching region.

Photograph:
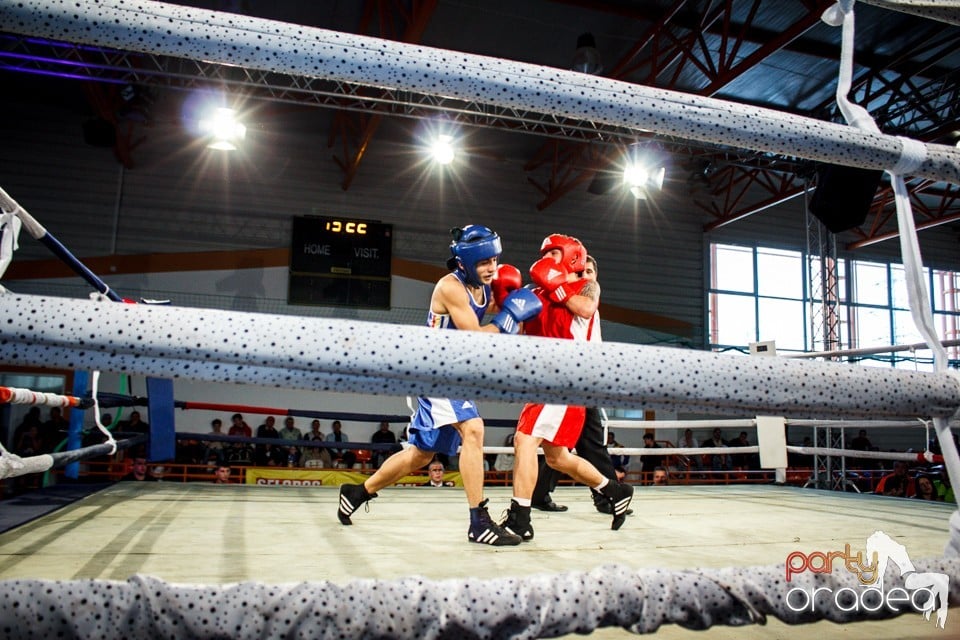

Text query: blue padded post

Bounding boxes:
[146,377,175,462]
[64,371,89,479]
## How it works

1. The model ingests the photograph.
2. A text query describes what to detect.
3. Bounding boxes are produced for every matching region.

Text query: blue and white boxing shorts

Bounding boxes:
[406,397,481,456]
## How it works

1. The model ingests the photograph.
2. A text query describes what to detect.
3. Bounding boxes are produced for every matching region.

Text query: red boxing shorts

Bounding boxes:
[516,403,587,448]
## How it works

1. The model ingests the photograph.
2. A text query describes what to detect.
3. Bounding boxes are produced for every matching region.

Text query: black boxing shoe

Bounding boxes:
[469,499,523,546]
[532,500,568,512]
[337,483,376,525]
[499,501,534,542]
[600,482,634,530]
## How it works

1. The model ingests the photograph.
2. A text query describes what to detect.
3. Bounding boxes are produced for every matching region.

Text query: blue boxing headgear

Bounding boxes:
[447,225,502,286]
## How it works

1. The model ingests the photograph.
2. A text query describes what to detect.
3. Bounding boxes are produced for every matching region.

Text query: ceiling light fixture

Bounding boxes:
[622,143,665,200]
[571,32,602,75]
[199,107,246,151]
[429,133,456,165]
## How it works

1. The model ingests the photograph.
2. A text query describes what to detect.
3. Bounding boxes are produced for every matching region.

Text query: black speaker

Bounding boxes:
[808,164,883,233]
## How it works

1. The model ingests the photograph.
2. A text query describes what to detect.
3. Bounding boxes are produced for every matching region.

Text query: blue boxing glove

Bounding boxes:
[491,288,543,334]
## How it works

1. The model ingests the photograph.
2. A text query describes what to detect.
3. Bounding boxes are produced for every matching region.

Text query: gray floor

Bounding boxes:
[0,483,956,638]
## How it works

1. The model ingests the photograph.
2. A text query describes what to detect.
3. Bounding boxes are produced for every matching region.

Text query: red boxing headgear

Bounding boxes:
[539,234,587,273]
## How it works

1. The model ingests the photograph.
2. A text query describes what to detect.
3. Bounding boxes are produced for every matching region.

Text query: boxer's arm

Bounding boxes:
[433,276,500,333]
[564,279,600,319]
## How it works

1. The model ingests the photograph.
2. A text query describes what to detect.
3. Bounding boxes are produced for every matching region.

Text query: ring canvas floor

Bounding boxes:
[0,483,955,639]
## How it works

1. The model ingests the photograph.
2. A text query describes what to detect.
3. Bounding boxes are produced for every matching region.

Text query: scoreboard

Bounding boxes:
[288,216,392,309]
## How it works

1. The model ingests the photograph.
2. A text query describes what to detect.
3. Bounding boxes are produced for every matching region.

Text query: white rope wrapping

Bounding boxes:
[0,557,955,639]
[0,386,75,407]
[0,208,21,281]
[90,370,117,456]
[0,186,42,239]
[0,451,53,479]
[892,136,929,176]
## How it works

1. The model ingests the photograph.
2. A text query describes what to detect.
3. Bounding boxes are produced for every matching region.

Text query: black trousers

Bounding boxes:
[531,407,617,504]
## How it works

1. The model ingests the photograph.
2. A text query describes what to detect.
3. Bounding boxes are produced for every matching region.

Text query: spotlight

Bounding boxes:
[199,107,246,151]
[571,32,602,75]
[623,145,665,200]
[429,134,456,165]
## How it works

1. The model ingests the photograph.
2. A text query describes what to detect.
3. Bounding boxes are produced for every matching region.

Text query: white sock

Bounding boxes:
[593,478,609,491]
[513,497,531,507]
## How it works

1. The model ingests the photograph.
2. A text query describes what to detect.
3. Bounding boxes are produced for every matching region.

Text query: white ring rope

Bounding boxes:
[3,293,958,421]
[786,446,928,463]
[607,418,945,430]
[0,559,954,640]
[0,0,957,184]
[786,338,960,360]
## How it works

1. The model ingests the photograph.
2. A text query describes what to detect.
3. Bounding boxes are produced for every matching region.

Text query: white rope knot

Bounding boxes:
[820,0,854,27]
[890,136,927,176]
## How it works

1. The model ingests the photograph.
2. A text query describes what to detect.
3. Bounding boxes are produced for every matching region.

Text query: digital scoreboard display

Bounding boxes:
[288,216,392,309]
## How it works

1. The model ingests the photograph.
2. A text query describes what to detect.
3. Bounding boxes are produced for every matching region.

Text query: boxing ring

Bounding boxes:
[0,483,956,639]
[1,0,960,638]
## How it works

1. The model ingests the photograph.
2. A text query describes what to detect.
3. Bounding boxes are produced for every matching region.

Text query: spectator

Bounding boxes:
[912,475,940,501]
[121,410,149,435]
[301,419,333,467]
[370,420,398,469]
[206,418,226,465]
[226,414,252,462]
[702,428,732,472]
[875,460,915,496]
[677,428,704,476]
[326,420,355,468]
[278,417,303,467]
[639,433,664,478]
[176,435,206,465]
[493,433,516,472]
[607,430,629,470]
[15,423,43,456]
[228,413,252,438]
[932,471,955,503]
[12,406,42,449]
[422,459,455,487]
[255,416,280,466]
[849,429,872,451]
[652,466,669,486]
[120,410,149,458]
[730,431,757,471]
[119,457,159,481]
[213,464,233,484]
[881,474,907,498]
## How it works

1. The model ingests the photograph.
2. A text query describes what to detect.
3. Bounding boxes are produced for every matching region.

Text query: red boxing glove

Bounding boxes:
[529,256,568,292]
[549,277,588,303]
[491,263,523,308]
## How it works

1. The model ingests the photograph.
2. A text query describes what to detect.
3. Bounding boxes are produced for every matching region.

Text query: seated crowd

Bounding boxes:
[11,407,953,500]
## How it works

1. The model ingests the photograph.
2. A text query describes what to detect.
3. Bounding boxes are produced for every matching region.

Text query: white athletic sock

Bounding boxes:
[593,478,609,491]
[513,497,531,507]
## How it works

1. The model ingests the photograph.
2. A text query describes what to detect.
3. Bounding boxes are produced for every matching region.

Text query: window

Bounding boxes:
[708,243,960,369]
